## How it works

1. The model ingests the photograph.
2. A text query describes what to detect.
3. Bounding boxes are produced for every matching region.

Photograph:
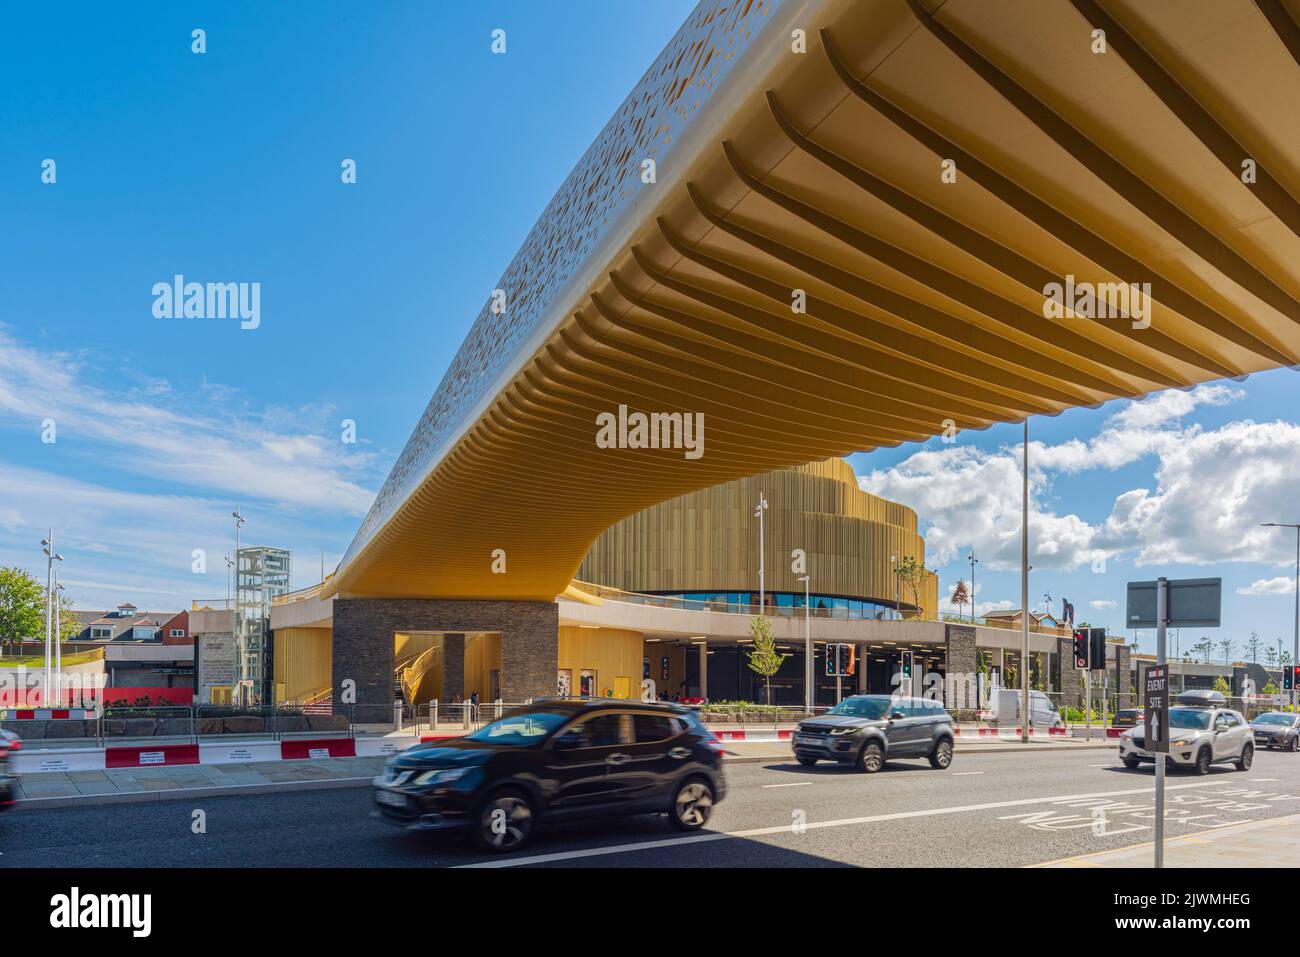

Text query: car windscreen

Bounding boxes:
[1254,713,1293,726]
[828,697,892,719]
[1168,708,1212,730]
[464,709,571,746]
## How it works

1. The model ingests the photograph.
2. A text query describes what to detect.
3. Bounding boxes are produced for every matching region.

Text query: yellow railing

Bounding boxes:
[272,574,334,607]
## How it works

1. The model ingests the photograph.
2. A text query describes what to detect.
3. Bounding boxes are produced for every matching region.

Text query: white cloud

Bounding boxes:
[1238,577,1296,596]
[1090,599,1117,609]
[0,328,380,515]
[1097,419,1300,565]
[858,383,1300,573]
[858,444,1105,571]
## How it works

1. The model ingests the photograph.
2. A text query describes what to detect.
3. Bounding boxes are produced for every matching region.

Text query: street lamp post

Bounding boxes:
[54,577,66,703]
[891,553,900,620]
[41,532,64,706]
[967,550,979,623]
[232,509,246,704]
[1261,522,1300,712]
[754,495,768,612]
[798,574,811,714]
[1020,419,1030,745]
[224,555,234,608]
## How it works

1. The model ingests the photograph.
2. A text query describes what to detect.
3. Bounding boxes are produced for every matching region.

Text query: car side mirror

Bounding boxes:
[890,710,905,720]
[553,732,583,750]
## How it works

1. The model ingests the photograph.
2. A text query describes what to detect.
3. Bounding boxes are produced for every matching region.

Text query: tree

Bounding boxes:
[745,616,787,706]
[949,579,970,619]
[896,556,932,617]
[1244,631,1261,664]
[0,566,45,656]
[1218,639,1235,664]
[1213,676,1231,695]
[1266,646,1279,669]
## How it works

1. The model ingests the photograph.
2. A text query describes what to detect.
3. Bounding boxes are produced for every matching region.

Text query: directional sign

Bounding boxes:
[1126,578,1221,628]
[1143,665,1169,754]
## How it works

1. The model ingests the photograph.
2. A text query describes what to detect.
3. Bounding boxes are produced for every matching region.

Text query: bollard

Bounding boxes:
[462,703,471,731]
[393,699,402,732]
[430,698,438,732]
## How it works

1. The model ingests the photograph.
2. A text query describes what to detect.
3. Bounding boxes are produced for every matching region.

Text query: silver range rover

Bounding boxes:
[1118,691,1254,775]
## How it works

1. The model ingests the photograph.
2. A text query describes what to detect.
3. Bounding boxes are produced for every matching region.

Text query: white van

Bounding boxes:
[987,688,1063,730]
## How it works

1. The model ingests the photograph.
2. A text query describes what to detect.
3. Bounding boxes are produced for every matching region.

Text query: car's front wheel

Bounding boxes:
[1290,735,1299,753]
[1236,744,1254,772]
[796,756,817,767]
[670,778,715,830]
[856,741,884,773]
[1122,755,1140,770]
[472,788,534,853]
[1193,747,1212,776]
[928,737,953,769]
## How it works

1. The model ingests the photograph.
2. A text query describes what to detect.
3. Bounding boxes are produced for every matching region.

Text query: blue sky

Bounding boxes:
[1,2,1297,660]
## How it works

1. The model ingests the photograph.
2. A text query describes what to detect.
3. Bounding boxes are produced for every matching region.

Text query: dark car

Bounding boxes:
[792,694,954,772]
[1112,708,1144,729]
[1250,712,1300,751]
[373,700,726,852]
[0,729,19,810]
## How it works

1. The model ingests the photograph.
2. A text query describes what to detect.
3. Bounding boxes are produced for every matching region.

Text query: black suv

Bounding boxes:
[374,699,726,852]
[793,694,954,772]
[0,729,19,811]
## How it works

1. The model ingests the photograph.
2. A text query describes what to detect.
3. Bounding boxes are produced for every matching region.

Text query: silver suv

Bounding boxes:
[1118,690,1253,775]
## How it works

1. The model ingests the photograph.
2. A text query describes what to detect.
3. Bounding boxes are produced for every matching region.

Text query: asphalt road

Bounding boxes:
[8,747,1300,868]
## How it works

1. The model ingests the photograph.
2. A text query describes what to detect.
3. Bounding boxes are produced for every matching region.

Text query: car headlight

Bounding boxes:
[411,767,469,786]
[1170,738,1192,748]
[829,727,858,735]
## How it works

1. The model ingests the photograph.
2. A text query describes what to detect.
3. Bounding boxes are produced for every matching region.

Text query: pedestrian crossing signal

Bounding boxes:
[824,643,856,677]
[1072,629,1088,669]
[1286,666,1297,692]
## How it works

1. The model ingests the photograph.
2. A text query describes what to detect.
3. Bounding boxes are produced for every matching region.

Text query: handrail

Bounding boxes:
[272,574,334,607]
[398,646,439,704]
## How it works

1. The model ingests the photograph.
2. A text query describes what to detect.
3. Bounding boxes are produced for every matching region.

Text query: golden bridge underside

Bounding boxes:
[335,0,1300,601]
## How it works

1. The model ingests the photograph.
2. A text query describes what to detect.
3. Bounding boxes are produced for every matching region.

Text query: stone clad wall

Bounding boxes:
[332,599,558,710]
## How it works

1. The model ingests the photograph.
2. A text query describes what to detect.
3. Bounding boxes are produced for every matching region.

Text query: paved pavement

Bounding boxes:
[1037,812,1300,868]
[12,756,387,805]
[8,745,1299,868]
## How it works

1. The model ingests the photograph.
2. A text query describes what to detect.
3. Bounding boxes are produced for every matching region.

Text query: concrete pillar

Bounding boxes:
[698,641,708,700]
[442,633,465,701]
[1057,635,1081,710]
[856,643,867,693]
[1115,643,1133,708]
[944,624,977,711]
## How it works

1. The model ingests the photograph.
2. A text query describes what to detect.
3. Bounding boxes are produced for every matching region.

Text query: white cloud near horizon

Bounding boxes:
[0,327,381,515]
[858,384,1300,572]
[1238,577,1296,596]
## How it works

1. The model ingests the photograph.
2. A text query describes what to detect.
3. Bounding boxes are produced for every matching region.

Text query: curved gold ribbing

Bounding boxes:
[579,459,939,617]
[332,0,1300,602]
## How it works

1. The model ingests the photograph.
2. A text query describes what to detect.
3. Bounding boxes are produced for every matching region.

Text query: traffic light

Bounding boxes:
[840,643,856,677]
[824,646,836,677]
[901,650,912,680]
[1293,665,1300,691]
[1287,666,1297,692]
[1072,629,1089,669]
[1089,627,1107,670]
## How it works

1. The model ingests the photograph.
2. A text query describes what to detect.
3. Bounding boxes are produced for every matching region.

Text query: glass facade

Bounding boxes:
[654,591,901,620]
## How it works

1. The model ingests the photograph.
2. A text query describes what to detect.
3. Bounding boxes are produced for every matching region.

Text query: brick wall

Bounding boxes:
[332,599,558,709]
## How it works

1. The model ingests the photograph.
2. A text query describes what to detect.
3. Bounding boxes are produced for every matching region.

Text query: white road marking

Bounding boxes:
[761,782,812,788]
[952,771,984,776]
[1089,764,1113,768]
[457,779,1235,868]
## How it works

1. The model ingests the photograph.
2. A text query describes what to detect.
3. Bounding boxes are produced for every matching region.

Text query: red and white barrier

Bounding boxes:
[8,709,96,720]
[711,729,794,742]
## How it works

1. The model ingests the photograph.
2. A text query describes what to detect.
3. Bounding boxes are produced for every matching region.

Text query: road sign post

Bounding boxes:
[1129,576,1219,869]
